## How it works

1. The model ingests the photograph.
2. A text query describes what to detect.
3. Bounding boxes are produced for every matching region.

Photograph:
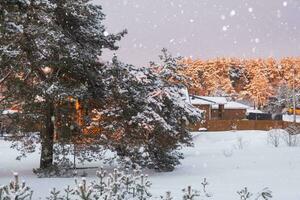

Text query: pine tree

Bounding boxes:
[182,186,200,200]
[0,0,126,171]
[0,173,33,200]
[181,57,300,105]
[74,178,94,200]
[46,188,64,200]
[94,50,203,171]
[243,71,273,109]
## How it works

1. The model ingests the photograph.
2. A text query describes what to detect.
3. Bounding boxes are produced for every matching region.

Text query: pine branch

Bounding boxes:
[0,70,12,85]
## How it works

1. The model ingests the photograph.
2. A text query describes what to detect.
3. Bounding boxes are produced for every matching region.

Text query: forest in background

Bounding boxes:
[181,57,300,108]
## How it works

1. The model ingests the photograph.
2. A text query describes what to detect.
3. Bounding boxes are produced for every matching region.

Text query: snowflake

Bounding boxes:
[230,10,236,17]
[283,1,288,7]
[222,25,229,32]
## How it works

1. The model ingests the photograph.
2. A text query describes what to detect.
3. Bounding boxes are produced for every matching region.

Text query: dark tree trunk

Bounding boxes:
[40,102,55,169]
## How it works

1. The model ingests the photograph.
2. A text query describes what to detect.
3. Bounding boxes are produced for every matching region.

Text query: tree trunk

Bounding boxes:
[40,102,55,169]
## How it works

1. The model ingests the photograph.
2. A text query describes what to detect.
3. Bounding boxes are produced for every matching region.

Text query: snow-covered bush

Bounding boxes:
[237,187,272,200]
[1,170,272,199]
[267,128,300,147]
[0,173,33,200]
[282,133,299,147]
[182,186,200,200]
[283,126,300,147]
[267,129,284,147]
[45,168,152,200]
[160,179,212,200]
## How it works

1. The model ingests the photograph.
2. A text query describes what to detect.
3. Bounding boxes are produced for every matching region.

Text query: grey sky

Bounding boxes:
[94,0,300,66]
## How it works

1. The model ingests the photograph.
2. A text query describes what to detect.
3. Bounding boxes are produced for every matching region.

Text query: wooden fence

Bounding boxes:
[190,120,300,132]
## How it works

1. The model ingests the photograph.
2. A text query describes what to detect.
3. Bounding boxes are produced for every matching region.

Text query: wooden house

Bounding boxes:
[190,95,250,121]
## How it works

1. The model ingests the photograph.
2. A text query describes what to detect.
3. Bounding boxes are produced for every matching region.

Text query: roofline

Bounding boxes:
[189,95,218,104]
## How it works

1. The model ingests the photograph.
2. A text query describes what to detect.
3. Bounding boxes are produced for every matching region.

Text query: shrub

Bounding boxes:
[0,169,272,200]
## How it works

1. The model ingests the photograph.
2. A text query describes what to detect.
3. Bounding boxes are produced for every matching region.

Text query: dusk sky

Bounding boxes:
[94,0,300,66]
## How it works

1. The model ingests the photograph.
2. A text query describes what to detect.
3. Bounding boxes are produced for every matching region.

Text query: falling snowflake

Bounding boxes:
[283,1,288,7]
[230,10,236,17]
[276,10,281,18]
[222,25,229,31]
[189,19,195,23]
[220,15,226,20]
[248,7,253,13]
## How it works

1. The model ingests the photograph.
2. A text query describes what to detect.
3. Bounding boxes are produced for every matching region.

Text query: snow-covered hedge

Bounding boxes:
[0,169,272,200]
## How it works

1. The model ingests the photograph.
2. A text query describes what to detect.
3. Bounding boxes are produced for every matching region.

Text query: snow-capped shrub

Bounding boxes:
[283,125,300,147]
[0,173,33,200]
[267,129,285,147]
[237,187,272,200]
[182,186,200,200]
[1,170,272,200]
[45,168,152,200]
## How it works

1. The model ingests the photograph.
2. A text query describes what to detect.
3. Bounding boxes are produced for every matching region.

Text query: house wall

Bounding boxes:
[193,104,247,121]
[224,109,247,120]
[212,109,246,120]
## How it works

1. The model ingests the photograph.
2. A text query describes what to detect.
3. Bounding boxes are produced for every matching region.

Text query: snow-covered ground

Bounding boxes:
[1,131,300,199]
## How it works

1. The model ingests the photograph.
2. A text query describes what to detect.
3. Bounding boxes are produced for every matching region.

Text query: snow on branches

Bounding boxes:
[92,51,203,171]
[0,173,33,200]
[0,170,272,200]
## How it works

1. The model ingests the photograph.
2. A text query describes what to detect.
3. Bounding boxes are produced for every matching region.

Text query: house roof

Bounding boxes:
[190,98,215,105]
[246,108,263,114]
[212,101,250,110]
[190,95,227,105]
[190,95,250,110]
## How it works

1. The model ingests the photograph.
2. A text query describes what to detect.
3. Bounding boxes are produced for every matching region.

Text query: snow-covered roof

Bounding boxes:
[212,101,250,109]
[200,96,228,104]
[247,108,263,114]
[190,98,215,105]
[190,95,227,105]
[190,95,249,110]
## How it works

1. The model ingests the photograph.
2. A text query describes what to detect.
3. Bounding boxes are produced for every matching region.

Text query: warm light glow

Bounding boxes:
[42,67,52,74]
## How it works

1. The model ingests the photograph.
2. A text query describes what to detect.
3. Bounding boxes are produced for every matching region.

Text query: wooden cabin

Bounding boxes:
[190,95,250,121]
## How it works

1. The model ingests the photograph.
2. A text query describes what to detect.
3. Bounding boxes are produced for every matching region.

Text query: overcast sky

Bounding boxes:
[94,0,300,66]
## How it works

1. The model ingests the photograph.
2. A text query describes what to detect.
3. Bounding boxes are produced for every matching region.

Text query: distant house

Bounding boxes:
[190,95,250,121]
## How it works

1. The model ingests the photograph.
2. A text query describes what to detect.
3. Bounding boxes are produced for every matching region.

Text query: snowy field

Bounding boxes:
[1,130,300,199]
